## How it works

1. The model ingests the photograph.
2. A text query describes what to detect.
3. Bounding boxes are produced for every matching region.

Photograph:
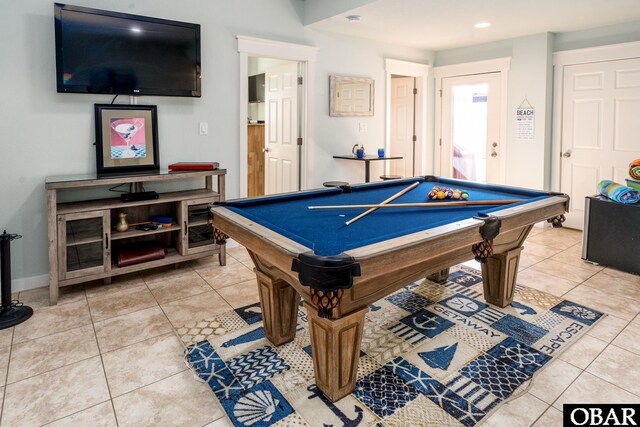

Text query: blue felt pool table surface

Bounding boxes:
[224,177,550,256]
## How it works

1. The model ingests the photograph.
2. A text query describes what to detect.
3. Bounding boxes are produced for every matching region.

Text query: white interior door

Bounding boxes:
[440,73,502,184]
[390,77,415,177]
[560,57,640,229]
[265,62,299,195]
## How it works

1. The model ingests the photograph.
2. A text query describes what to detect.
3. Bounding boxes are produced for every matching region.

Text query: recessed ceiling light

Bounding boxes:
[130,27,142,33]
[474,22,491,29]
[346,15,361,23]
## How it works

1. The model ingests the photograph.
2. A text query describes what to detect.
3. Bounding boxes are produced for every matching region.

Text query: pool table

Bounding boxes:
[210,176,569,401]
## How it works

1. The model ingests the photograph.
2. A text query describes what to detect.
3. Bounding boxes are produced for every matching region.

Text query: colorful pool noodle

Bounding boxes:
[597,180,640,204]
[630,158,640,180]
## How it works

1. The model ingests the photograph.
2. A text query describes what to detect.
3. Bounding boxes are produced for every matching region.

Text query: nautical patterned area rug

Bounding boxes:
[178,265,604,427]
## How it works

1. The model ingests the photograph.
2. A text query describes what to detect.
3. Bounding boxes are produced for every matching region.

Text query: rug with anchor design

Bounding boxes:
[178,265,604,426]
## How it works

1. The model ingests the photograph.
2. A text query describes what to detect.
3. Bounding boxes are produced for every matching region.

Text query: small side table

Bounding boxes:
[333,155,403,183]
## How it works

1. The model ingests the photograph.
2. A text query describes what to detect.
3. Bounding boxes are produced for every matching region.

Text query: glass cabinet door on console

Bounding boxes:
[57,210,110,280]
[178,198,218,256]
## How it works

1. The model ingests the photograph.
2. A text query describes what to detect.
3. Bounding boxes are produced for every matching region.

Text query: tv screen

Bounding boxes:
[54,3,201,97]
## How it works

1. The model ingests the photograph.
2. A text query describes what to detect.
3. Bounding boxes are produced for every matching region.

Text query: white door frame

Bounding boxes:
[237,36,318,197]
[433,57,510,183]
[551,41,640,193]
[384,59,430,176]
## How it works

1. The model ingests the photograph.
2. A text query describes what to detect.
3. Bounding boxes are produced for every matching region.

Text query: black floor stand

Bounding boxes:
[0,231,32,329]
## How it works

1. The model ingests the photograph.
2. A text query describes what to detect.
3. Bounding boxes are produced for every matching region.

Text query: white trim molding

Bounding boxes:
[433,57,511,183]
[384,59,431,176]
[433,57,511,79]
[551,41,640,192]
[237,36,318,197]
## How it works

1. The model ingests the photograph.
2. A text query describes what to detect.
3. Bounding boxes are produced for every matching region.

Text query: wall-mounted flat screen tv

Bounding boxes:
[54,3,201,97]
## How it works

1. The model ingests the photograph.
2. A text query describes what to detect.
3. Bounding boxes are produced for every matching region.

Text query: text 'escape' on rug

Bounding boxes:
[177,265,604,427]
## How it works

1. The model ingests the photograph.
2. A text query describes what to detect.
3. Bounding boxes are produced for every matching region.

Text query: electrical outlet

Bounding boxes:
[199,122,208,136]
[359,123,368,132]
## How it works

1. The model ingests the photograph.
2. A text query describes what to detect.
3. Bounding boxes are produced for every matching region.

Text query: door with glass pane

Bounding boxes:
[58,210,110,280]
[440,73,502,183]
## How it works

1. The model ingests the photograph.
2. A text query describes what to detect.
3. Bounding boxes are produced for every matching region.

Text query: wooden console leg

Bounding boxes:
[305,302,367,402]
[481,246,522,307]
[427,267,450,283]
[218,243,226,266]
[255,270,300,346]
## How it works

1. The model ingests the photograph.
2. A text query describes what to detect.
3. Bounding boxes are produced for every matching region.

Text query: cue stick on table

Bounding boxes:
[344,181,420,226]
[310,199,522,210]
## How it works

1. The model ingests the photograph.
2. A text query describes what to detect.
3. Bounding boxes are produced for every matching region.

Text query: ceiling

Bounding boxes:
[307,0,640,51]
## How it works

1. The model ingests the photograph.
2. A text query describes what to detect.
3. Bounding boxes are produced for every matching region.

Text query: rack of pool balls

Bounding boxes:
[428,186,469,200]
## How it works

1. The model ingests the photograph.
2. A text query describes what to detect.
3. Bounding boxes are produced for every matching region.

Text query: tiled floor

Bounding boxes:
[1,226,639,426]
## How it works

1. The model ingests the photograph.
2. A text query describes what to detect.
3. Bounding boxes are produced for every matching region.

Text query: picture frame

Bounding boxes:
[329,75,374,117]
[94,104,160,175]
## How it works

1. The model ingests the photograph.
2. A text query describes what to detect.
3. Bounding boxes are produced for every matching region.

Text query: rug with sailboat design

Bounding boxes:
[177,265,604,426]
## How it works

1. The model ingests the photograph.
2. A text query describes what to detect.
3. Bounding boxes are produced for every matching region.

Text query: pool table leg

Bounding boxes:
[255,270,300,346]
[305,302,367,402]
[480,246,523,308]
[427,268,450,283]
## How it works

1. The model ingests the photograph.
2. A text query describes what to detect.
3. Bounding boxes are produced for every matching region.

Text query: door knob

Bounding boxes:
[562,150,571,158]
[262,147,271,153]
[491,151,498,158]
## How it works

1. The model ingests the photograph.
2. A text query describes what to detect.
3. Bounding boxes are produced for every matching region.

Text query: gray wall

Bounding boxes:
[0,0,430,285]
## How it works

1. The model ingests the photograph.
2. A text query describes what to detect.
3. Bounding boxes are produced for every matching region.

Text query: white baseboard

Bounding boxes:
[12,274,48,293]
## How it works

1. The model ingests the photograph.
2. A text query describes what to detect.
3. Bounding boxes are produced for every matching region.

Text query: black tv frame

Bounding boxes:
[54,3,201,97]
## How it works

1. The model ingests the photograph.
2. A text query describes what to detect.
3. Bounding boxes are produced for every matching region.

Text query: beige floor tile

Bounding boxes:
[8,324,98,384]
[551,246,604,273]
[0,328,12,349]
[217,279,260,309]
[197,262,256,290]
[13,299,92,344]
[85,273,146,299]
[102,333,186,397]
[228,246,252,262]
[47,401,117,427]
[146,270,213,304]
[587,344,640,396]
[192,255,239,271]
[532,406,563,427]
[18,285,86,309]
[88,287,158,323]
[140,263,195,285]
[518,252,544,270]
[582,272,640,303]
[161,290,233,327]
[563,285,640,321]
[558,334,608,369]
[600,267,640,285]
[528,259,597,284]
[554,371,640,409]
[516,268,579,297]
[611,317,640,355]
[521,241,563,259]
[94,306,173,353]
[1,357,110,427]
[482,392,548,427]
[112,370,223,427]
[587,315,629,343]
[204,417,234,427]
[528,359,582,404]
[526,229,581,250]
[0,346,10,387]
